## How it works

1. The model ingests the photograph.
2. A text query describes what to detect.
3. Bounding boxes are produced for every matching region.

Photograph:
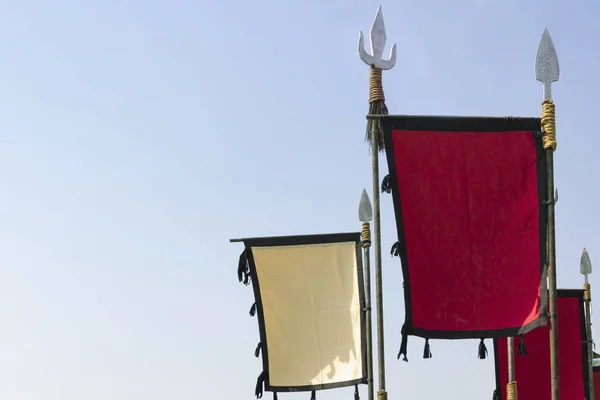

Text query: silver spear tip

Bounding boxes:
[359,189,373,222]
[357,6,397,70]
[535,27,560,85]
[581,247,592,276]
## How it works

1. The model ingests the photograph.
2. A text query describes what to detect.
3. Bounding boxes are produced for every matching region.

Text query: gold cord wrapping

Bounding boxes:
[369,67,385,103]
[541,100,557,151]
[584,283,591,301]
[506,381,518,400]
[361,222,371,248]
[377,390,387,400]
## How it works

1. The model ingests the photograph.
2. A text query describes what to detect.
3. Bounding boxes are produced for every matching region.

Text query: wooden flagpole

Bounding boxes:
[535,27,561,400]
[581,248,595,400]
[358,7,396,400]
[359,189,375,400]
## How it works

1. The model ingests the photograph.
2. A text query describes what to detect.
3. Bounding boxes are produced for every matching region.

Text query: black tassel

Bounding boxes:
[354,385,360,400]
[249,302,257,316]
[310,390,316,400]
[255,372,265,399]
[390,241,401,257]
[397,325,408,361]
[381,175,392,194]
[274,393,278,400]
[254,342,262,358]
[423,338,432,359]
[492,389,499,400]
[238,249,251,285]
[517,334,528,356]
[365,92,388,152]
[478,338,488,359]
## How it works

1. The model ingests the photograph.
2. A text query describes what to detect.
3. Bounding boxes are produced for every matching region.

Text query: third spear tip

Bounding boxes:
[581,248,592,276]
[359,189,373,223]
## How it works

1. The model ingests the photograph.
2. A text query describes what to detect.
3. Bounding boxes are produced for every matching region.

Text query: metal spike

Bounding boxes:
[359,189,373,222]
[581,247,593,276]
[535,28,560,100]
[358,6,397,70]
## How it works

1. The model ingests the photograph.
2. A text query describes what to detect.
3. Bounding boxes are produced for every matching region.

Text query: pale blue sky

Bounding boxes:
[1,0,599,399]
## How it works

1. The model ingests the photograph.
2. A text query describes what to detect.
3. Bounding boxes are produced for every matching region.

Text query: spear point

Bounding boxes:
[359,189,373,222]
[581,247,592,276]
[535,28,560,100]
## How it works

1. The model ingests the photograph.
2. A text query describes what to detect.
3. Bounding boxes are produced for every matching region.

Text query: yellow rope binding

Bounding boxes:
[369,67,385,103]
[541,100,556,151]
[377,389,387,400]
[584,283,591,301]
[361,222,371,248]
[506,381,518,400]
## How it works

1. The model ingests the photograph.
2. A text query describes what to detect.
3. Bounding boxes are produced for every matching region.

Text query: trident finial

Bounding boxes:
[358,6,397,70]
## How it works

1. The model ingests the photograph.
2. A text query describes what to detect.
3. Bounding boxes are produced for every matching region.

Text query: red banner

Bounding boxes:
[383,116,548,354]
[495,290,589,400]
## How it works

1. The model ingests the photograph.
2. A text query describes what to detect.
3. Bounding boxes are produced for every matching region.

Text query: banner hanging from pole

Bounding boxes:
[381,115,549,357]
[235,233,368,398]
[494,289,589,400]
[594,366,600,399]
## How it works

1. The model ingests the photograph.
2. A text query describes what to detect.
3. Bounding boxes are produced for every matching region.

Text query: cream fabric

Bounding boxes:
[252,241,363,388]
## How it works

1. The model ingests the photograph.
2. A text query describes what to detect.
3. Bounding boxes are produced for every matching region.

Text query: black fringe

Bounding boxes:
[390,242,401,257]
[397,324,408,361]
[255,372,265,399]
[354,385,360,400]
[423,338,432,359]
[249,302,257,317]
[274,393,278,400]
[493,389,499,400]
[238,249,251,286]
[381,175,392,194]
[517,335,528,356]
[310,390,316,400]
[478,338,488,359]
[366,101,388,153]
[254,342,262,358]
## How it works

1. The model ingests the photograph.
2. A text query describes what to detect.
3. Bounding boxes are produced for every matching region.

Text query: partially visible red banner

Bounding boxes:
[594,366,600,400]
[495,290,589,400]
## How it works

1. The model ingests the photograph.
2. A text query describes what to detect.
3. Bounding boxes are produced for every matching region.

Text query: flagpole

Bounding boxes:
[581,248,595,400]
[358,7,396,399]
[359,189,375,400]
[507,337,518,399]
[535,28,561,400]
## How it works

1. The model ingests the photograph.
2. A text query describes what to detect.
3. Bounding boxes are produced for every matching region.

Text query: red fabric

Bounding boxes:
[496,296,585,400]
[391,129,543,333]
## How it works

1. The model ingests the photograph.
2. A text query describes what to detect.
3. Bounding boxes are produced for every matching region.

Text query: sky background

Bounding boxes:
[1,0,599,399]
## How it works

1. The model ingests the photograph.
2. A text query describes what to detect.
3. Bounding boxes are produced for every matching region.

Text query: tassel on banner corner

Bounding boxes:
[423,338,432,359]
[255,371,265,399]
[237,249,251,286]
[478,338,488,360]
[517,335,528,356]
[397,324,408,362]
